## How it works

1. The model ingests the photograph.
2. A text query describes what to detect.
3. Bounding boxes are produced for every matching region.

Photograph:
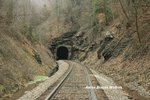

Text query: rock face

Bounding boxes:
[97,35,114,60]
[49,31,89,60]
[97,34,132,62]
[49,31,75,60]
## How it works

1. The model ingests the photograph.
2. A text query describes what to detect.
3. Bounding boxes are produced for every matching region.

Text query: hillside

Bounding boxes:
[0,32,57,98]
[0,0,150,100]
[83,1,150,99]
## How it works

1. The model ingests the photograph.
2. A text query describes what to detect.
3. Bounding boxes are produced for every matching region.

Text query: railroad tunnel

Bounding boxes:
[56,46,69,60]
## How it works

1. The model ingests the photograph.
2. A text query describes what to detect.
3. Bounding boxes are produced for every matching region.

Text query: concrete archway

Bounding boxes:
[56,46,69,60]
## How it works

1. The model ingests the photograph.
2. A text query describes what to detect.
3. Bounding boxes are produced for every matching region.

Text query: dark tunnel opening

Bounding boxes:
[56,46,69,60]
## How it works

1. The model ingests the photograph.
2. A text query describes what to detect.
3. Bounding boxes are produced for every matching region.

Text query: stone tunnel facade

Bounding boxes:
[55,45,72,60]
[48,31,88,60]
[49,31,75,60]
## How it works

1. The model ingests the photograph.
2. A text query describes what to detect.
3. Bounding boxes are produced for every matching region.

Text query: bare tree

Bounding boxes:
[118,0,129,21]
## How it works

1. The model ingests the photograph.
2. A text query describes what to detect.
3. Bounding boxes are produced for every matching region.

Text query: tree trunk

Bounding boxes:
[118,0,130,21]
[134,6,141,43]
[103,0,108,25]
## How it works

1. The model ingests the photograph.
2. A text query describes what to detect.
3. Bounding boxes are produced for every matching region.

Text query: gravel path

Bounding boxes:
[90,69,130,100]
[17,60,69,100]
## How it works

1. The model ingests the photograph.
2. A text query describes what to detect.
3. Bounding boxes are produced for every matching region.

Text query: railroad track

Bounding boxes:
[38,61,108,100]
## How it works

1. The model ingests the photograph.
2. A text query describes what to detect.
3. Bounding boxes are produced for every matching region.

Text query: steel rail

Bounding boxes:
[73,60,98,100]
[45,61,72,100]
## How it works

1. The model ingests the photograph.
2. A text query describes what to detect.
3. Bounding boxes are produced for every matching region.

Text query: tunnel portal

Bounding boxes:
[56,46,69,60]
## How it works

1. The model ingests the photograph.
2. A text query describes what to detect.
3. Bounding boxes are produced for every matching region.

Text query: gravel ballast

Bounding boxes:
[17,60,69,100]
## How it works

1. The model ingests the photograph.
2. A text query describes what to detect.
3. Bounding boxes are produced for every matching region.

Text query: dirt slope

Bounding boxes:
[0,32,55,98]
[86,31,150,99]
[83,9,150,99]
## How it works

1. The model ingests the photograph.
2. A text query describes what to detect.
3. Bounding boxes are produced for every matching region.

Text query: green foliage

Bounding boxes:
[0,84,4,95]
[22,24,39,43]
[93,0,113,24]
[105,6,113,22]
[27,26,39,43]
[31,31,40,43]
[93,0,103,14]
[28,75,49,85]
